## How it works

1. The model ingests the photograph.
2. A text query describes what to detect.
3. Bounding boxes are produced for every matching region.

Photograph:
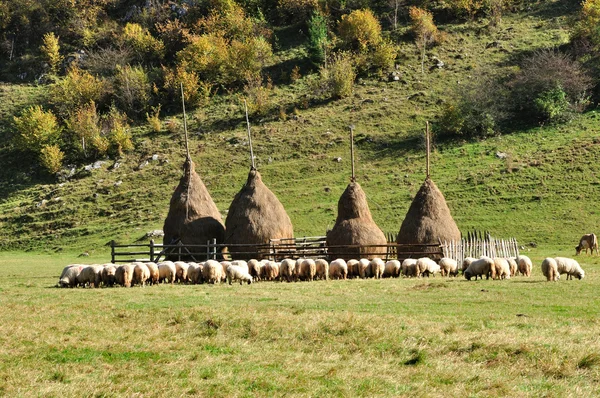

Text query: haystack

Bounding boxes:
[162,157,225,260]
[225,168,294,260]
[326,181,387,261]
[396,177,460,256]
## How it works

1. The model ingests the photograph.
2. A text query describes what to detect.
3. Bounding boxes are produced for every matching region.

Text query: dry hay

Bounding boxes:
[326,182,387,260]
[397,177,460,256]
[225,168,294,260]
[162,157,225,260]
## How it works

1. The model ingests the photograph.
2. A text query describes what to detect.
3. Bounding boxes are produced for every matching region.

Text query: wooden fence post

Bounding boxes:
[111,240,116,264]
[150,239,155,262]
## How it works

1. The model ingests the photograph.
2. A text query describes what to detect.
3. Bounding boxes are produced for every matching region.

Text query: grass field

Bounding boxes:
[2,251,600,397]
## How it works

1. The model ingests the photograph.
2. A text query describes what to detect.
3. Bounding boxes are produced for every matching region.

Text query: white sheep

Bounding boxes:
[491,258,511,280]
[280,259,296,282]
[507,257,518,277]
[226,264,253,285]
[347,259,359,279]
[76,265,104,288]
[315,259,329,280]
[263,261,280,281]
[157,261,176,284]
[464,257,493,281]
[248,259,263,281]
[358,258,371,279]
[416,257,440,277]
[220,261,232,282]
[132,262,151,287]
[516,255,533,277]
[174,261,190,283]
[383,260,401,278]
[462,257,477,275]
[231,260,249,274]
[298,259,316,281]
[439,258,458,277]
[101,264,117,287]
[555,257,585,280]
[370,258,385,279]
[401,259,418,278]
[187,262,203,284]
[203,260,223,284]
[145,262,159,285]
[58,264,85,288]
[115,263,135,287]
[329,259,348,280]
[541,258,559,282]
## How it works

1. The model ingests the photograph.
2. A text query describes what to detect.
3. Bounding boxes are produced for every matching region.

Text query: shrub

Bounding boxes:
[106,108,133,157]
[573,0,600,48]
[307,11,329,65]
[369,39,398,72]
[227,37,273,85]
[146,105,162,133]
[66,101,102,158]
[176,34,229,84]
[338,9,382,51]
[40,32,61,75]
[112,64,151,118]
[122,23,165,64]
[276,0,319,25]
[244,74,273,116]
[409,6,439,73]
[510,50,592,121]
[39,144,64,174]
[319,52,356,99]
[162,63,212,108]
[13,105,61,153]
[50,66,106,118]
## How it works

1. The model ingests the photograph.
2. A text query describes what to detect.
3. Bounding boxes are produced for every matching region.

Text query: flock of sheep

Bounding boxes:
[57,254,585,288]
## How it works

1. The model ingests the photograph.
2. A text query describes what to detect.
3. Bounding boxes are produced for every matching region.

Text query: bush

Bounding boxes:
[146,105,162,133]
[369,39,398,72]
[105,108,133,157]
[39,144,64,174]
[112,65,151,118]
[162,63,212,109]
[176,34,229,85]
[319,52,356,99]
[573,0,600,48]
[50,66,106,118]
[338,9,382,51]
[40,32,61,75]
[65,101,103,159]
[276,0,319,25]
[227,37,273,84]
[122,23,165,64]
[244,74,273,116]
[307,11,329,65]
[510,50,592,121]
[13,105,61,152]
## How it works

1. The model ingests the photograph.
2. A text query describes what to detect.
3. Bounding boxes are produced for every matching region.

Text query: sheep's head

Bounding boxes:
[464,271,472,281]
[577,271,585,280]
[575,245,582,255]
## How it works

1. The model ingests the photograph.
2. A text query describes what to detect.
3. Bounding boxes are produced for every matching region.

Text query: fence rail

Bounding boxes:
[440,230,519,267]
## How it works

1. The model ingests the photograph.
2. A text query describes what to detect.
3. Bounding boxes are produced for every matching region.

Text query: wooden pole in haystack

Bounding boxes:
[244,99,255,169]
[425,121,430,179]
[180,83,190,159]
[349,125,356,182]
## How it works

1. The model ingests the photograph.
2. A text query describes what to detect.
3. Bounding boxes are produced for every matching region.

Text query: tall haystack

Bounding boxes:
[326,181,388,260]
[396,177,461,254]
[162,157,226,259]
[225,168,294,260]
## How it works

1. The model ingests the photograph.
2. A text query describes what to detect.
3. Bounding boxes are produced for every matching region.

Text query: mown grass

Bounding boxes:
[2,252,600,396]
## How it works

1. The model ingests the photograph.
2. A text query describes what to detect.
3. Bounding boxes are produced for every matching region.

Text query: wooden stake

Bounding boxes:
[425,121,430,179]
[349,125,355,182]
[180,83,190,159]
[244,99,255,169]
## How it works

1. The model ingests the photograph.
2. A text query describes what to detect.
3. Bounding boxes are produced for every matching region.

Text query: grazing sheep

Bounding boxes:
[226,264,253,285]
[516,255,532,277]
[464,257,493,281]
[439,258,458,277]
[541,258,560,282]
[329,259,348,280]
[370,258,385,279]
[231,260,249,274]
[174,261,190,284]
[491,258,511,280]
[347,259,359,279]
[462,257,477,275]
[383,260,401,278]
[132,263,151,287]
[187,262,203,284]
[576,233,598,256]
[101,265,117,287]
[115,263,135,287]
[76,265,104,288]
[401,259,418,278]
[315,259,329,280]
[220,261,232,282]
[555,257,585,280]
[145,262,160,285]
[58,265,85,288]
[280,259,296,282]
[248,259,263,281]
[203,260,223,284]
[157,261,176,284]
[358,258,372,279]
[416,257,440,277]
[507,257,518,277]
[263,261,280,281]
[294,258,305,281]
[298,259,316,281]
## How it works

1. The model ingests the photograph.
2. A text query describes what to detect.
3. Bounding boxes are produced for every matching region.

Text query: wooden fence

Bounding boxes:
[440,230,519,267]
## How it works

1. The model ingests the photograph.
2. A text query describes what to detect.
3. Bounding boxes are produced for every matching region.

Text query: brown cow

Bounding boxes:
[576,233,598,255]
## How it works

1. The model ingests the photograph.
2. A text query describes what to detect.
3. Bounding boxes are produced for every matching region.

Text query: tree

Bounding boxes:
[307,11,329,66]
[13,105,61,153]
[40,32,61,75]
[409,6,438,74]
[338,9,382,52]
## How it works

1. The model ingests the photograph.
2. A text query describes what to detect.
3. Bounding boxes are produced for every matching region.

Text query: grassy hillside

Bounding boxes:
[0,0,598,257]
